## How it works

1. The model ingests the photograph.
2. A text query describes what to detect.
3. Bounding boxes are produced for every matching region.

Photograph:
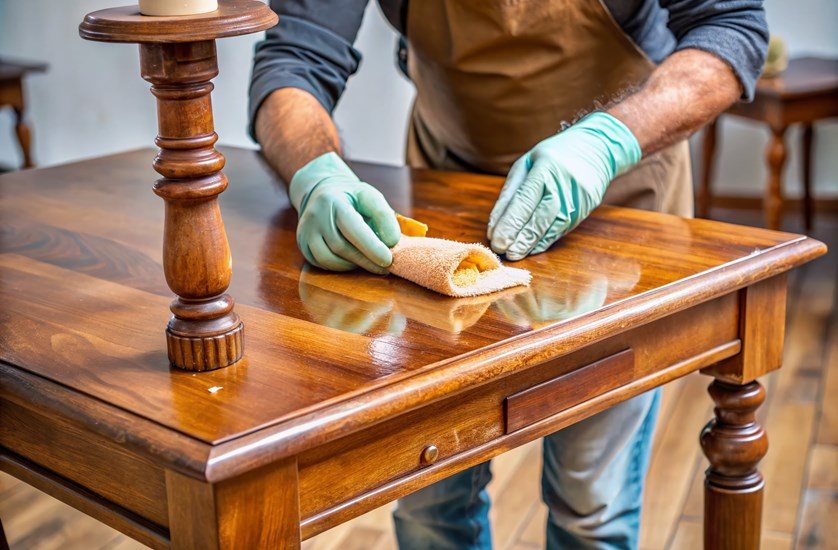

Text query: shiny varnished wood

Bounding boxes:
[700,381,768,549]
[504,348,635,433]
[4,207,836,549]
[79,0,277,43]
[0,148,826,548]
[78,1,277,371]
[699,57,838,230]
[166,458,300,549]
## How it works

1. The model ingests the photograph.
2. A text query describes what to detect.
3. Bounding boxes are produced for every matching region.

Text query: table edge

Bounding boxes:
[1,363,212,479]
[3,235,824,482]
[202,235,826,482]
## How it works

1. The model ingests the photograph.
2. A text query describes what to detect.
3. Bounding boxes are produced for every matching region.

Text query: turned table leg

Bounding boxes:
[698,118,719,219]
[700,380,768,549]
[801,123,814,232]
[13,106,34,169]
[765,125,787,230]
[2,79,34,169]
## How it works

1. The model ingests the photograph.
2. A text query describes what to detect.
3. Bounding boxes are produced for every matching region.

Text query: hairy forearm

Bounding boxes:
[608,49,742,156]
[254,88,342,183]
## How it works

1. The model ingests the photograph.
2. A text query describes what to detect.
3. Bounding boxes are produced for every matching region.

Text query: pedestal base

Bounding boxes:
[166,321,244,372]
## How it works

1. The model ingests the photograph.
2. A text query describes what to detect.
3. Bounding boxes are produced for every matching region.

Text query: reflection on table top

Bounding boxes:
[0,147,824,451]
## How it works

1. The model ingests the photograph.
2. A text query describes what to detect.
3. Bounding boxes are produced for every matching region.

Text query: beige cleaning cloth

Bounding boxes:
[389,236,531,298]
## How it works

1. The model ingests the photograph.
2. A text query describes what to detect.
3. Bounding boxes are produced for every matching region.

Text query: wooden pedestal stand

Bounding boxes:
[79,1,277,371]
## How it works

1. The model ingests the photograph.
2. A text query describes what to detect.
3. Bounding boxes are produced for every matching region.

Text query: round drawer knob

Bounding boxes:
[421,445,439,465]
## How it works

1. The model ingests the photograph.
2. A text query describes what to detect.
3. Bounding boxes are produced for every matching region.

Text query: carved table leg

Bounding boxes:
[765,125,787,230]
[700,380,767,549]
[140,41,243,371]
[698,118,719,219]
[166,459,301,549]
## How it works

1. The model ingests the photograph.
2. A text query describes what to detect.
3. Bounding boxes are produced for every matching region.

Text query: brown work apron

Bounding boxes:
[404,0,693,217]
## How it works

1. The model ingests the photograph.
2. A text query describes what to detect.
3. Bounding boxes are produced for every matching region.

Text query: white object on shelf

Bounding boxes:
[138,0,218,16]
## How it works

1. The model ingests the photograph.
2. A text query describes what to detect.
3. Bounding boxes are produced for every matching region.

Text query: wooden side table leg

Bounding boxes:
[700,380,767,549]
[13,107,34,169]
[801,123,814,232]
[765,125,787,230]
[698,118,719,218]
[166,458,301,549]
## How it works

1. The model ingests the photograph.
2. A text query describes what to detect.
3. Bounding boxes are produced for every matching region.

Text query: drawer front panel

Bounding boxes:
[505,349,635,433]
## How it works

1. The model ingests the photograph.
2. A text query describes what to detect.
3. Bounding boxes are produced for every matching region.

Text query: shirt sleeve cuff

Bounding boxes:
[248,14,362,141]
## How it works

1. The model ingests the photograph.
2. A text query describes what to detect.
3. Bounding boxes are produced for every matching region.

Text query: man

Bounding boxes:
[250,1,768,547]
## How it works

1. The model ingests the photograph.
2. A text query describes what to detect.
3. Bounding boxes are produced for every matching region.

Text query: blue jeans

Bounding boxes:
[393,389,661,549]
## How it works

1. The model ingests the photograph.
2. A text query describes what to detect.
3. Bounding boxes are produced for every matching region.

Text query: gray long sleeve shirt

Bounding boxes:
[249,0,768,139]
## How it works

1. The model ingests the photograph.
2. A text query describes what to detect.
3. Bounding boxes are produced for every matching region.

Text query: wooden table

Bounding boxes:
[0,148,826,549]
[0,58,46,170]
[698,56,838,231]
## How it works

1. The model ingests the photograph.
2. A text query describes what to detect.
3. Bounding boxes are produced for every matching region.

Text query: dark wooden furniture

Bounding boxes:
[78,1,277,372]
[0,148,826,549]
[699,56,838,231]
[0,58,46,170]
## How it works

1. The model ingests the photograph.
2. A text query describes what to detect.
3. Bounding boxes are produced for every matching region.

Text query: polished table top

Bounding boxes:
[0,148,825,481]
[751,56,838,99]
[0,57,47,82]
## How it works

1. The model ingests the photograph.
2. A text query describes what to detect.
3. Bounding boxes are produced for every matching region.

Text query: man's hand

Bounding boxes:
[291,152,401,274]
[487,112,641,260]
[255,90,401,273]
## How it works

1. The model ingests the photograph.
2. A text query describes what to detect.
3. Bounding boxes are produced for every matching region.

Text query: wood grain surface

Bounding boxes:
[0,147,825,483]
[505,348,635,433]
[3,206,835,549]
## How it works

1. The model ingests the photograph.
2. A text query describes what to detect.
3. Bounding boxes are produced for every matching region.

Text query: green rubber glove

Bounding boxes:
[487,112,641,260]
[290,152,401,274]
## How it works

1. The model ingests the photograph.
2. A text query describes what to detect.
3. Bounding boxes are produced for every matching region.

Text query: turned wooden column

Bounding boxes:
[79,2,277,371]
[143,41,242,370]
[700,380,768,550]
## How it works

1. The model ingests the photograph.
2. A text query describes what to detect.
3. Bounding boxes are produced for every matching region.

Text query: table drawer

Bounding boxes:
[297,382,505,520]
[298,292,741,536]
[505,349,635,433]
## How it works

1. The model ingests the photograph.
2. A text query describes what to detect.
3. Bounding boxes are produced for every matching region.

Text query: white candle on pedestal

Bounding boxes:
[139,0,218,16]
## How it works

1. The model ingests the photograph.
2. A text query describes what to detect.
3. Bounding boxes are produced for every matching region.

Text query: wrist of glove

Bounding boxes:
[291,152,401,274]
[487,112,641,260]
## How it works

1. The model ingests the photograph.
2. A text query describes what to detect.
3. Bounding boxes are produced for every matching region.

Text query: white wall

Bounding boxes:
[0,0,412,169]
[0,0,835,197]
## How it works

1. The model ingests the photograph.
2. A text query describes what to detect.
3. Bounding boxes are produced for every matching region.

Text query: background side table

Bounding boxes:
[0,57,47,170]
[699,56,838,231]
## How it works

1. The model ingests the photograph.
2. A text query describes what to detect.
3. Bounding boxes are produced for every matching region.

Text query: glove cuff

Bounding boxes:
[574,112,642,178]
[289,152,359,213]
